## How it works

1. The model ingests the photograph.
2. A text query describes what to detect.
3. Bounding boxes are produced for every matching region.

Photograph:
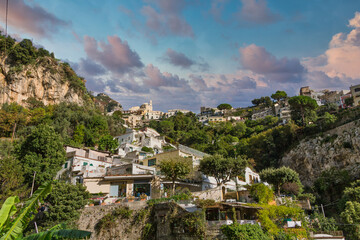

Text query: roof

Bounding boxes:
[178,144,208,158]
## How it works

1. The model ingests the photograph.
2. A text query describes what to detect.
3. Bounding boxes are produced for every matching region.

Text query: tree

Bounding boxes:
[98,134,119,153]
[199,155,247,186]
[217,103,232,110]
[17,124,66,187]
[159,157,192,195]
[271,91,288,102]
[221,223,271,240]
[41,182,91,228]
[250,183,274,204]
[345,97,354,107]
[259,167,302,196]
[288,96,318,126]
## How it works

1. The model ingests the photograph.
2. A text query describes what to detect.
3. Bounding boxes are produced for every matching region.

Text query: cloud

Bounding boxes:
[141,0,194,39]
[83,35,144,75]
[162,48,195,68]
[236,0,280,25]
[240,44,305,83]
[143,64,190,88]
[303,12,360,87]
[209,0,228,24]
[0,0,69,38]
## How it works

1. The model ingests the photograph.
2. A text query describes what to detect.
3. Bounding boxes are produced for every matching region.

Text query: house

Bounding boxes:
[142,144,208,167]
[114,127,165,155]
[58,146,113,184]
[83,163,157,199]
[166,109,191,118]
[350,84,360,106]
[340,92,352,108]
[208,116,226,122]
[300,86,325,106]
[279,107,291,123]
[144,110,164,120]
[251,108,274,120]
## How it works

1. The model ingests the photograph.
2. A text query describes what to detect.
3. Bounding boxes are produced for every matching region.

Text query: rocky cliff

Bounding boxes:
[281,120,360,186]
[0,56,88,107]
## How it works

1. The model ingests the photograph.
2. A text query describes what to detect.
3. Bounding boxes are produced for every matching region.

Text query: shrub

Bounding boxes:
[221,223,271,240]
[250,183,274,204]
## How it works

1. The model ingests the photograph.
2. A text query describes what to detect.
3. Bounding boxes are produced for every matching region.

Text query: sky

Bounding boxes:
[1,0,360,112]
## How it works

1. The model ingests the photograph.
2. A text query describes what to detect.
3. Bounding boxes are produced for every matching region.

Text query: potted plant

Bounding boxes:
[127,196,135,202]
[89,200,95,207]
[140,194,147,201]
[115,198,122,204]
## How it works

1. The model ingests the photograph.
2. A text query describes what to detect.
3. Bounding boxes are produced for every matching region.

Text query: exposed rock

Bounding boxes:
[0,57,88,107]
[281,120,360,186]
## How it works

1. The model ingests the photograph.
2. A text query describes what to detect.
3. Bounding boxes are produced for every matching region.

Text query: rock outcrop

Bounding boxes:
[281,120,360,186]
[0,57,87,107]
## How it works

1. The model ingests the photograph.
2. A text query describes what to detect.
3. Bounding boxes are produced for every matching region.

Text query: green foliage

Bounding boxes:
[260,167,302,196]
[16,124,65,187]
[340,201,360,240]
[72,124,85,146]
[98,134,119,153]
[288,96,318,126]
[171,210,206,239]
[199,154,247,186]
[40,182,90,228]
[252,96,273,107]
[271,91,288,102]
[194,199,216,208]
[0,182,52,240]
[310,211,337,232]
[344,97,354,107]
[8,39,37,66]
[313,168,353,207]
[141,146,154,153]
[250,183,274,204]
[217,103,232,110]
[221,223,271,240]
[22,223,91,240]
[159,157,192,195]
[147,192,192,206]
[256,204,303,235]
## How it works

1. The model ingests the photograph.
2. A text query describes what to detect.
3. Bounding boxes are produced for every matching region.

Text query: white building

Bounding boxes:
[166,109,191,118]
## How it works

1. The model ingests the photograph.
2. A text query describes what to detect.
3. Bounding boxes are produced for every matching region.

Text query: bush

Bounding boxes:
[250,183,274,204]
[221,223,271,240]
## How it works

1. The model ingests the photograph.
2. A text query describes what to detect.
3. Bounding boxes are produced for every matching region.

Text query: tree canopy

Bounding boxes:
[288,95,318,126]
[271,91,287,102]
[159,157,192,195]
[259,166,302,196]
[217,103,232,110]
[199,154,247,186]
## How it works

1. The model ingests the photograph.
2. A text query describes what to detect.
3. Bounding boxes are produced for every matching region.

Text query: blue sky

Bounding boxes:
[1,0,360,111]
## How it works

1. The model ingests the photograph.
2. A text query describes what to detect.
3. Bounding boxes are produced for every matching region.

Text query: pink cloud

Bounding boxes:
[0,0,69,38]
[141,0,194,38]
[303,12,360,83]
[236,0,280,25]
[143,64,189,88]
[239,44,305,83]
[83,35,143,75]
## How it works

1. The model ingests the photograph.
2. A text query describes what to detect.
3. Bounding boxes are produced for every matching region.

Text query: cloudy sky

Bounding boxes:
[1,0,360,112]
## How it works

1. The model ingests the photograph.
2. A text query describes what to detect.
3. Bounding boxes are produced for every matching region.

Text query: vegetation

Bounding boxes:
[260,167,302,196]
[250,183,274,204]
[159,157,192,195]
[199,154,247,186]
[288,96,318,126]
[217,103,232,110]
[221,223,271,240]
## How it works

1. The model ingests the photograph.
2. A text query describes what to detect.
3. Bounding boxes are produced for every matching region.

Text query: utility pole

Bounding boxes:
[321,204,326,218]
[30,171,36,197]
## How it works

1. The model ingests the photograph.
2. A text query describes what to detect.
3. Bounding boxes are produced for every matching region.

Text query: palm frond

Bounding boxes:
[0,196,19,229]
[0,182,52,240]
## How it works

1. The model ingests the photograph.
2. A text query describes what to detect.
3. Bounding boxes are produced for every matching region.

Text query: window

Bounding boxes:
[355,88,360,92]
[83,162,88,166]
[148,158,156,166]
[90,163,93,166]
[64,162,68,169]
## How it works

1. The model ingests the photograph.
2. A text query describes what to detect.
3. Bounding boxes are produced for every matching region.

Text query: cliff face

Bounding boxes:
[281,120,360,186]
[0,57,87,107]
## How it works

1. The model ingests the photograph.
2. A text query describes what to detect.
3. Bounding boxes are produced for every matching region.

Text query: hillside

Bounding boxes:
[281,119,360,186]
[0,36,93,107]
